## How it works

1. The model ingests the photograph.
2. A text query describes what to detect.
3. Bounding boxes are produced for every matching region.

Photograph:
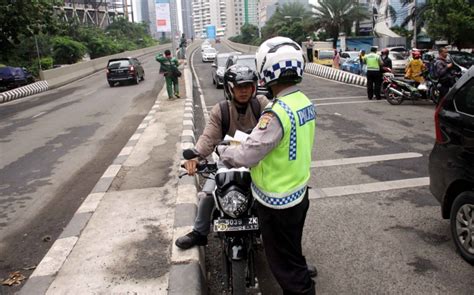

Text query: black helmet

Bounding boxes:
[223,65,258,101]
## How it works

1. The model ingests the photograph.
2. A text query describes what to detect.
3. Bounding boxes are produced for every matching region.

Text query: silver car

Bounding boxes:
[390,52,408,76]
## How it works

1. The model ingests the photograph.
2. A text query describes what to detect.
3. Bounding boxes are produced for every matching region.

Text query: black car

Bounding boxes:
[212,52,240,88]
[429,66,474,265]
[0,66,35,91]
[225,54,268,97]
[106,57,144,87]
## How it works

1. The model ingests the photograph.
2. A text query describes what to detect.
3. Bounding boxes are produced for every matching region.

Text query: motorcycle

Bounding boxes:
[180,148,260,295]
[382,69,430,105]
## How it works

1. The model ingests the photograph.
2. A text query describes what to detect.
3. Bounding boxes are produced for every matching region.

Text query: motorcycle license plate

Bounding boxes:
[213,217,259,232]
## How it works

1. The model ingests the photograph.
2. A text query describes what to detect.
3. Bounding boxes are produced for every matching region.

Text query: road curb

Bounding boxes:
[168,44,208,294]
[0,81,49,104]
[305,63,367,87]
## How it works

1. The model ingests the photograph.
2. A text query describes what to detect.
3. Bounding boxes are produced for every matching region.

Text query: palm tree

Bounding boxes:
[311,0,369,48]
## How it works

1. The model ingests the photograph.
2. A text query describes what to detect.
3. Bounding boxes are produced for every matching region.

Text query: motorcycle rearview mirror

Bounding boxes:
[183,149,199,160]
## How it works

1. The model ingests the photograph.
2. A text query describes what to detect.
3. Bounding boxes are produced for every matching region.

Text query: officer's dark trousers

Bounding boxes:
[366,70,382,100]
[257,190,315,295]
[307,49,313,63]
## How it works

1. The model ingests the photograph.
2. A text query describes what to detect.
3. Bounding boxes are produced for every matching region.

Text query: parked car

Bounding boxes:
[106,57,144,87]
[212,52,240,88]
[339,51,360,66]
[341,57,362,75]
[390,52,408,76]
[428,65,474,265]
[202,47,217,62]
[225,54,268,97]
[448,51,474,73]
[0,66,34,91]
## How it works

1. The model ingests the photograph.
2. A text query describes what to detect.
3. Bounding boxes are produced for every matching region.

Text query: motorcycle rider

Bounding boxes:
[405,51,426,84]
[434,46,455,99]
[175,65,269,249]
[218,36,317,295]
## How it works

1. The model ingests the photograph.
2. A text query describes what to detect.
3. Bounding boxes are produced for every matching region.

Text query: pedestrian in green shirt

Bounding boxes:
[156,49,180,99]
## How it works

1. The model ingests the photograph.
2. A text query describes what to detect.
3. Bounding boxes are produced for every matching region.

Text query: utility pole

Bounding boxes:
[412,0,417,48]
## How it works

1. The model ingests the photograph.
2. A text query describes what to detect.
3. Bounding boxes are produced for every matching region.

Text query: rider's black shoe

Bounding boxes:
[308,264,318,278]
[175,230,208,249]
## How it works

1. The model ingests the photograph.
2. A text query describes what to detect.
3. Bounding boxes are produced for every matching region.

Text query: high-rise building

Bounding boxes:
[192,0,226,38]
[181,0,194,39]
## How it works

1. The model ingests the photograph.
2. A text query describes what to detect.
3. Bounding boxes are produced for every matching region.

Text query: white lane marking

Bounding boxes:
[311,96,366,101]
[30,236,78,277]
[32,111,46,118]
[334,112,342,116]
[311,152,423,168]
[315,100,381,106]
[310,177,429,199]
[102,164,121,178]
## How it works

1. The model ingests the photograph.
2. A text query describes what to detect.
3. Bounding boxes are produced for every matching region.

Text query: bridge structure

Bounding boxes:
[54,0,134,28]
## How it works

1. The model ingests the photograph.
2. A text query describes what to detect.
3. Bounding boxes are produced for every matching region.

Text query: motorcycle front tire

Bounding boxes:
[385,88,404,105]
[231,260,247,295]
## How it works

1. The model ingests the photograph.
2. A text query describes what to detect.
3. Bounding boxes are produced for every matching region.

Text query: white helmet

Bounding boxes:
[255,36,305,87]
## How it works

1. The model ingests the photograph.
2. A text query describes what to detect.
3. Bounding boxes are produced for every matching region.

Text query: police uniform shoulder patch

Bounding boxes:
[258,112,274,130]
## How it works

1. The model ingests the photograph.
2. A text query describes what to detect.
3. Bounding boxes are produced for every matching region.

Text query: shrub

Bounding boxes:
[52,36,86,64]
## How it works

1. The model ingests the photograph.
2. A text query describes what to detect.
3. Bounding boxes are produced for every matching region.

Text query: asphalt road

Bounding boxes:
[192,43,474,294]
[0,53,164,293]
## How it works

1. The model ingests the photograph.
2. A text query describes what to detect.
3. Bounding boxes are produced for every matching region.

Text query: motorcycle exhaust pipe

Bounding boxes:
[388,87,404,97]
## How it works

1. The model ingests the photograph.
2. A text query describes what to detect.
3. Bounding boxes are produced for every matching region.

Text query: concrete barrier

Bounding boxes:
[41,44,171,90]
[0,81,49,104]
[223,39,367,87]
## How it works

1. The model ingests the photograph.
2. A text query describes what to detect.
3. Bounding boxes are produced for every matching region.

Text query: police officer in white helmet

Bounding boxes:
[218,37,317,295]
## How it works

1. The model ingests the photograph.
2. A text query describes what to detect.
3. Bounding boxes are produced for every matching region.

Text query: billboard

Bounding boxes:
[155,0,171,33]
[206,25,216,40]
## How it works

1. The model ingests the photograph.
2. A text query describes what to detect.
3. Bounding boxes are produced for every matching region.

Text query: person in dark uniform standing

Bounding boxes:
[363,46,383,100]
[380,48,392,72]
[218,36,317,295]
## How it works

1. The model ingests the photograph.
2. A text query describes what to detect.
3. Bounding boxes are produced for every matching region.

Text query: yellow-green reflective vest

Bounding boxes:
[250,91,316,209]
[365,53,380,71]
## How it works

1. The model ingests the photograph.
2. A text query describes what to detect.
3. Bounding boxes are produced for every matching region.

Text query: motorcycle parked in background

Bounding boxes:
[382,69,430,105]
[181,149,259,295]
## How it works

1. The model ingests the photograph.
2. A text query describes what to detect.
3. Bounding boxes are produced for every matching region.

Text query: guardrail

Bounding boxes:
[223,39,367,87]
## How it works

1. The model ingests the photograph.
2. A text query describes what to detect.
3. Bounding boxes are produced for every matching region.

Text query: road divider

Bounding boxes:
[0,81,49,104]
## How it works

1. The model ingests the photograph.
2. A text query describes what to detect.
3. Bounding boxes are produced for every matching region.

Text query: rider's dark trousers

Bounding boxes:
[257,190,315,295]
[366,70,382,100]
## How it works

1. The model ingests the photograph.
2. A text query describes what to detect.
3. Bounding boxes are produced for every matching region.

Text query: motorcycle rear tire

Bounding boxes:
[385,88,403,105]
[231,260,247,295]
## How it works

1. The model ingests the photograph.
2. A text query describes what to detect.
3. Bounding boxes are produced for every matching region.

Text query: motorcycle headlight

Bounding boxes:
[217,191,249,218]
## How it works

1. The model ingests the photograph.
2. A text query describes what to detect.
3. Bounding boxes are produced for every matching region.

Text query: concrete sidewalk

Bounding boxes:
[19,65,205,294]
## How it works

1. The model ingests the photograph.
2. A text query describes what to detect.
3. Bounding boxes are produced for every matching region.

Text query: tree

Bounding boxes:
[424,0,474,49]
[0,0,63,58]
[261,2,316,44]
[311,0,369,48]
